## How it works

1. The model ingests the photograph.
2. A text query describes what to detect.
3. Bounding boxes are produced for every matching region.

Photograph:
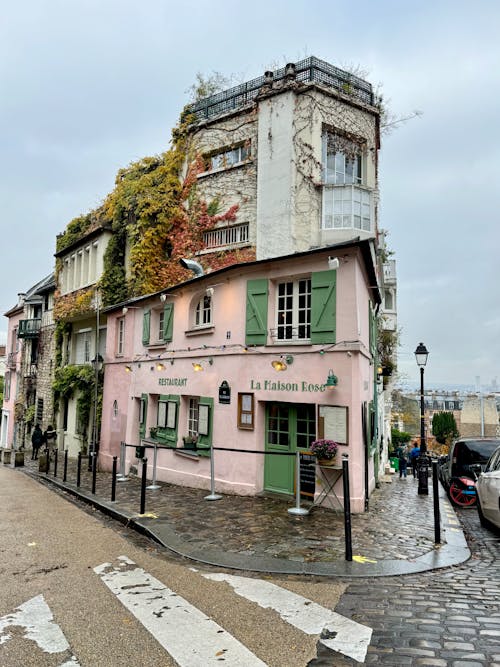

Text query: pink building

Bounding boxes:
[1,301,23,449]
[99,240,380,512]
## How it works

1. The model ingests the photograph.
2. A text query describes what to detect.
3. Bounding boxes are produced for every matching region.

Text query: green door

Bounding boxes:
[264,403,316,495]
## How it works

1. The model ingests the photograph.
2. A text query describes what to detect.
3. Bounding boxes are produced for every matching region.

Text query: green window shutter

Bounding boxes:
[139,393,148,438]
[158,393,179,445]
[310,270,336,344]
[197,396,213,451]
[142,310,151,345]
[369,305,377,357]
[245,279,268,346]
[163,303,174,342]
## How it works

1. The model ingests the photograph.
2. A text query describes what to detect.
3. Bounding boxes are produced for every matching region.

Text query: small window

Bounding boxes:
[36,398,44,424]
[209,143,250,171]
[158,310,165,341]
[238,393,254,430]
[117,318,125,355]
[188,397,200,436]
[112,400,118,418]
[195,295,212,328]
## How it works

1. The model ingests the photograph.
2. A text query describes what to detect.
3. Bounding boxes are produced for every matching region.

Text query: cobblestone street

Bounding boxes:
[313,508,500,666]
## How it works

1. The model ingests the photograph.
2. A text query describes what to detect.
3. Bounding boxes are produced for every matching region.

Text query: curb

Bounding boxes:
[22,468,471,578]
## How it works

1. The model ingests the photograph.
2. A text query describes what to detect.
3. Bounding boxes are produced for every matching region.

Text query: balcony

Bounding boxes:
[322,185,373,233]
[190,56,374,122]
[17,319,41,339]
[203,223,249,250]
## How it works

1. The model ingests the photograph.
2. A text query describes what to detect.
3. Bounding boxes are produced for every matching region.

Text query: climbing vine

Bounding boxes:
[53,365,97,434]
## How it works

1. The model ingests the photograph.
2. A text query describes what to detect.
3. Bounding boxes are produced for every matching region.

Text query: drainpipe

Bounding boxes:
[179,258,204,277]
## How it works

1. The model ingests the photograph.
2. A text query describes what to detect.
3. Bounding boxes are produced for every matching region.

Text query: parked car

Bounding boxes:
[476,444,500,530]
[439,438,500,506]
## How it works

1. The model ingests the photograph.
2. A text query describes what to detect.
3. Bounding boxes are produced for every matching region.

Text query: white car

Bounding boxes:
[476,445,500,530]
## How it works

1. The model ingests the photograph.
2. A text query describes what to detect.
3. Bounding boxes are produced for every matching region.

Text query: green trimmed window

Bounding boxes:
[154,394,179,445]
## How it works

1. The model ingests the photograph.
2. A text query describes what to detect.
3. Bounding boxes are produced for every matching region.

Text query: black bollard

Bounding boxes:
[432,460,441,544]
[342,456,353,562]
[92,452,97,495]
[111,456,117,502]
[63,450,68,482]
[140,458,148,514]
[53,449,58,478]
[77,452,82,487]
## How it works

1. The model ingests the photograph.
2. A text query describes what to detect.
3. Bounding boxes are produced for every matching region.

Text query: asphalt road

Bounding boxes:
[0,468,346,666]
[3,466,499,666]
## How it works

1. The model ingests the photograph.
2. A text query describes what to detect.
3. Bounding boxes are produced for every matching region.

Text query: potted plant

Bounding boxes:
[149,426,158,439]
[310,439,339,466]
[182,434,198,450]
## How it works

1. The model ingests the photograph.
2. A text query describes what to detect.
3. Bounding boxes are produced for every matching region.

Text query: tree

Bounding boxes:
[390,428,412,450]
[432,411,459,445]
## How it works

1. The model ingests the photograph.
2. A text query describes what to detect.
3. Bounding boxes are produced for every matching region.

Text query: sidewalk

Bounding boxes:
[16,453,470,578]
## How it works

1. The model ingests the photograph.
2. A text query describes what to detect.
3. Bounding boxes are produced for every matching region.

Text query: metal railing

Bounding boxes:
[203,223,249,249]
[190,56,375,122]
[17,319,41,338]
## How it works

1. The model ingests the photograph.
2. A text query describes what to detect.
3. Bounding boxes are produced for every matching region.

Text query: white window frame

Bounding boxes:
[275,278,311,342]
[188,397,200,436]
[117,317,125,355]
[158,310,165,341]
[194,295,212,328]
[209,143,250,171]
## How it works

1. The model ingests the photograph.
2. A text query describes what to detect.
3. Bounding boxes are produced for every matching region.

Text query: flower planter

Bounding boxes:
[318,458,337,467]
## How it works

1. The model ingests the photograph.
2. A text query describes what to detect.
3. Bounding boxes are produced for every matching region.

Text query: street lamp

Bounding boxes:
[89,353,103,470]
[415,342,429,495]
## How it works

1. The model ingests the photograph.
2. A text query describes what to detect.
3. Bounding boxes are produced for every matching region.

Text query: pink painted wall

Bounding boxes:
[100,247,377,512]
[1,308,23,448]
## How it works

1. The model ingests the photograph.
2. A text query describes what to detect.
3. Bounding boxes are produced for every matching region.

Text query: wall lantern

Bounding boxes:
[325,369,338,388]
[156,362,166,371]
[192,357,213,372]
[271,355,294,371]
[125,365,132,373]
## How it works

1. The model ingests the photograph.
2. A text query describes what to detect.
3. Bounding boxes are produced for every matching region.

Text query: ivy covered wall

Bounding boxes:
[55,107,255,314]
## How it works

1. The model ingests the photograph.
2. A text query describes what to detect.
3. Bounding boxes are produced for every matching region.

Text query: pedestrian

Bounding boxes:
[31,424,43,460]
[410,442,420,478]
[398,447,408,479]
[43,425,56,456]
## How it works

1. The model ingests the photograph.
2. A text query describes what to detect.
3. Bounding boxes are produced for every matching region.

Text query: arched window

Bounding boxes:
[195,295,212,327]
[112,400,118,418]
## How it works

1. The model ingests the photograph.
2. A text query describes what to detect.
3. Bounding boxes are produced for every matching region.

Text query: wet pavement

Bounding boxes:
[13,451,470,577]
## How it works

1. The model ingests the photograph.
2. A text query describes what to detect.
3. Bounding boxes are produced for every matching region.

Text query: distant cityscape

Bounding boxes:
[397,378,499,395]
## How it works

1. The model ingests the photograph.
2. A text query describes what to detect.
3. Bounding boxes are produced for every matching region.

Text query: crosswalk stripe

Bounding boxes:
[203,572,372,663]
[0,594,80,665]
[94,556,266,667]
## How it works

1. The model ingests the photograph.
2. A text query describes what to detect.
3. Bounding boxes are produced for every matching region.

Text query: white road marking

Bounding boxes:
[0,594,80,666]
[94,556,266,667]
[203,572,372,663]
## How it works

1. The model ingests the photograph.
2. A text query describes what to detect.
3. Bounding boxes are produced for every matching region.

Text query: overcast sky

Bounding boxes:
[1,0,499,389]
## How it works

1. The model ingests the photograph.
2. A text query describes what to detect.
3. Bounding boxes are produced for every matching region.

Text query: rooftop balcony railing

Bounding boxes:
[190,56,375,122]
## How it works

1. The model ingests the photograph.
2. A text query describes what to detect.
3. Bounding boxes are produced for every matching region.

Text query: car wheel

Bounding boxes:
[448,481,477,507]
[477,498,491,528]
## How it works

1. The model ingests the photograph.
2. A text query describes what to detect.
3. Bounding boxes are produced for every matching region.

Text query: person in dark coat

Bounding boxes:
[398,447,408,479]
[31,424,43,460]
[410,443,421,477]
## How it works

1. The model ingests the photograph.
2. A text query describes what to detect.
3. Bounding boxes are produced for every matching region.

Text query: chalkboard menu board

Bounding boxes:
[299,451,316,499]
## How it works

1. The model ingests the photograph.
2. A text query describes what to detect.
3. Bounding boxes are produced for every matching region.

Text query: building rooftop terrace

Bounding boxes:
[190,56,375,122]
